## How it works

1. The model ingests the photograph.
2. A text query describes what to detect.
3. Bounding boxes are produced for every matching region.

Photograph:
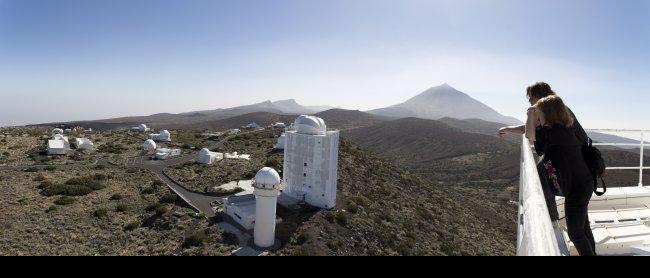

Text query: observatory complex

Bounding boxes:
[280,115,340,209]
[221,115,340,250]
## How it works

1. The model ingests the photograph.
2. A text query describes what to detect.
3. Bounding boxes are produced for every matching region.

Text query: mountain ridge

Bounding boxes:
[368,84,522,125]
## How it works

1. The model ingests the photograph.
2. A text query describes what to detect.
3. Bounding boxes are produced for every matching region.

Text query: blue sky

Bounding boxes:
[0,0,648,129]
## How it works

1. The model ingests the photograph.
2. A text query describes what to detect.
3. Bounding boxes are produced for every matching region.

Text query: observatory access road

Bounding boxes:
[123,129,263,217]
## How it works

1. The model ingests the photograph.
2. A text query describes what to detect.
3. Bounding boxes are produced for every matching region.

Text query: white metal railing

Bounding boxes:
[517,136,563,256]
[587,129,647,187]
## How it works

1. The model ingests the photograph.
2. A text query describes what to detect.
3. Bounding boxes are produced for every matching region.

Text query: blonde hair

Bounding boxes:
[536,95,574,128]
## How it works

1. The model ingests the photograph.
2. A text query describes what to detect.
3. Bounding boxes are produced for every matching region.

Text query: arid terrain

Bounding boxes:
[2,106,645,256]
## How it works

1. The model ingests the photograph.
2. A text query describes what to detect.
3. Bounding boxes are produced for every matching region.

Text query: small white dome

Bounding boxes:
[199,148,212,156]
[52,128,64,136]
[161,130,170,136]
[276,134,286,149]
[139,124,148,130]
[142,139,157,150]
[294,115,326,135]
[254,167,281,186]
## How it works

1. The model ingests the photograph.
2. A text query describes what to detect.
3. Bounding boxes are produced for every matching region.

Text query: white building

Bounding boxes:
[52,128,64,137]
[281,115,339,209]
[197,148,223,165]
[149,130,171,142]
[52,134,70,149]
[252,167,284,248]
[154,148,181,160]
[47,140,66,155]
[223,195,257,230]
[74,138,94,150]
[222,167,284,249]
[243,122,262,130]
[131,124,150,132]
[275,134,286,150]
[272,122,286,129]
[224,152,251,160]
[142,139,157,151]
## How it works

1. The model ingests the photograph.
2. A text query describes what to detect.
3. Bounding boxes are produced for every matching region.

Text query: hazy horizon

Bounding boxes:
[1,0,649,129]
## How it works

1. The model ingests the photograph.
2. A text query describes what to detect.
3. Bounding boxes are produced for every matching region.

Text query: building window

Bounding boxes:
[304,163,308,167]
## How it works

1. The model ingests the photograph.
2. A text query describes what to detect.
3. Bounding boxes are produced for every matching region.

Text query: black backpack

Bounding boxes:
[582,138,607,196]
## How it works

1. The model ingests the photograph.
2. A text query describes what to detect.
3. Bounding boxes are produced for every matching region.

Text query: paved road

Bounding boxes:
[123,129,261,216]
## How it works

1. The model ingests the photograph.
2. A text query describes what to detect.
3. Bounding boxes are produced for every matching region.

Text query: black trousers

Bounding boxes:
[538,162,596,256]
[565,193,596,256]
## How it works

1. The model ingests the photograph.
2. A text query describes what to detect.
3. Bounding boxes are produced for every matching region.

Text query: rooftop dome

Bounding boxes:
[142,139,157,150]
[139,124,148,130]
[294,115,326,135]
[161,130,170,136]
[52,128,64,136]
[254,167,281,186]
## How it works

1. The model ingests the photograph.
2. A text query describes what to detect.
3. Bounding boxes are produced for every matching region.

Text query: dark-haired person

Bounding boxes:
[528,95,596,256]
[497,82,589,222]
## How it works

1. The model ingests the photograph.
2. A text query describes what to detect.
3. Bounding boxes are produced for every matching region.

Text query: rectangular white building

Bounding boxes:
[281,115,340,209]
[223,194,257,230]
[47,140,66,155]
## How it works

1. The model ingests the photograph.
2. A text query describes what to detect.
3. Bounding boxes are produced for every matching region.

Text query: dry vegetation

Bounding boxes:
[0,164,236,256]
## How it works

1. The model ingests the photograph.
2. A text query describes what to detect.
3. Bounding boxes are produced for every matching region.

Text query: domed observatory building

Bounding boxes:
[275,134,286,150]
[51,128,64,137]
[197,148,223,165]
[149,130,171,142]
[252,167,284,248]
[280,115,340,209]
[142,139,157,152]
[131,124,150,132]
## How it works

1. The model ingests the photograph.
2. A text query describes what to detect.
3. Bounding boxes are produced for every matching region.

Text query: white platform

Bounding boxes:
[557,187,650,256]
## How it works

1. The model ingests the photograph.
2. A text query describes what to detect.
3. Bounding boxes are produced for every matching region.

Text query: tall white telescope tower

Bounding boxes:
[253,167,284,249]
[282,115,340,209]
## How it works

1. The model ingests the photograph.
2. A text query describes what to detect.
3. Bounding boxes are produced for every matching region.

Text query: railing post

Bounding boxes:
[640,131,645,187]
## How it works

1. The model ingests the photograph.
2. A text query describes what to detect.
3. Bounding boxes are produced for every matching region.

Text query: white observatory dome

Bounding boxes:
[139,124,148,130]
[52,128,64,136]
[276,134,286,149]
[142,139,157,151]
[161,130,170,136]
[199,148,211,156]
[294,115,326,135]
[255,167,282,187]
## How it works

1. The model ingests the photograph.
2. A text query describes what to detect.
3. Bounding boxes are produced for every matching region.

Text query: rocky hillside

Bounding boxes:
[278,140,516,256]
[345,117,520,182]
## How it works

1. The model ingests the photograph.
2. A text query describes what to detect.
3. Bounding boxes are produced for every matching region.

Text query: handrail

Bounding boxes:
[586,129,646,186]
[517,136,563,256]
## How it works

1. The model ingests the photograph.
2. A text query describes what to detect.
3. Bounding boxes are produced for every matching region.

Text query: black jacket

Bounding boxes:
[535,124,593,198]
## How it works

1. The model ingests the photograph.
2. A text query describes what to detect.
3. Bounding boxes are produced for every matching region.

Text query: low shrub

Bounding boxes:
[54,196,75,206]
[124,221,140,231]
[160,193,177,204]
[93,208,108,219]
[115,203,130,212]
[184,229,207,247]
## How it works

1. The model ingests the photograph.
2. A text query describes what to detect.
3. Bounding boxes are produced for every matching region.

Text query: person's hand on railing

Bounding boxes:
[497,125,526,139]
